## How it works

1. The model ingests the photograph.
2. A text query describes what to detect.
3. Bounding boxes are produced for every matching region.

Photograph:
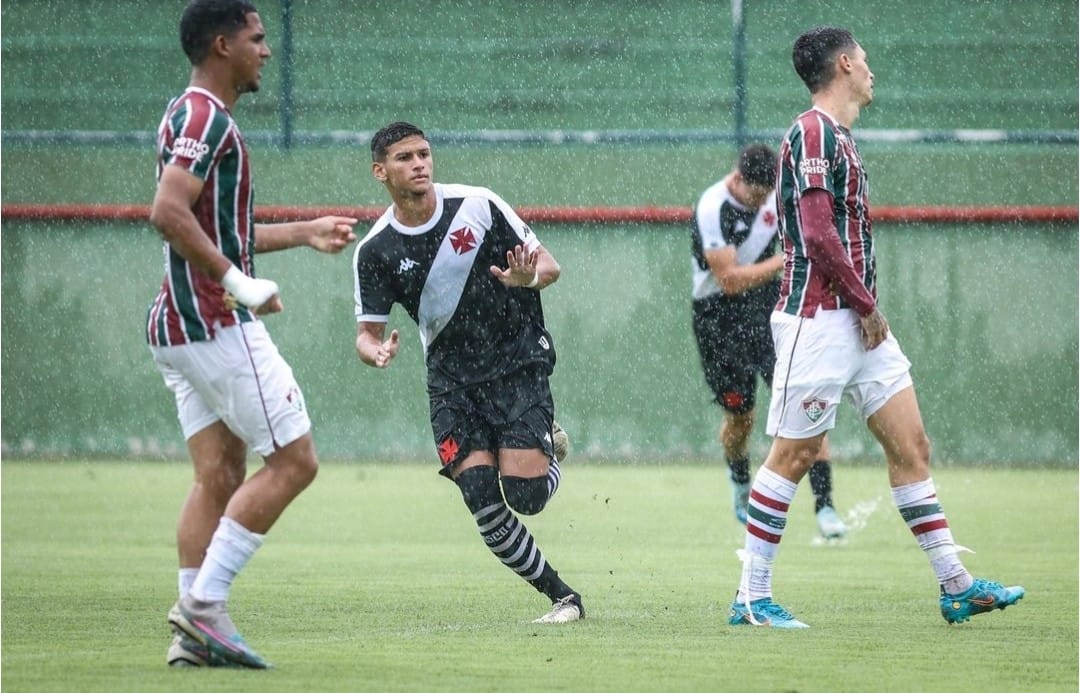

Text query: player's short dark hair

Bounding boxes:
[371,121,427,161]
[180,0,258,66]
[792,26,858,93]
[737,143,777,188]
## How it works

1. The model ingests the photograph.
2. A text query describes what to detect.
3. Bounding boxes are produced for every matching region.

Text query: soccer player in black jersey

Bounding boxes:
[352,122,583,623]
[691,144,846,539]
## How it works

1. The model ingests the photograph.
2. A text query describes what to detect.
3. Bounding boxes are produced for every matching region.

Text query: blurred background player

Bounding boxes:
[353,121,583,624]
[728,26,1023,628]
[691,143,846,538]
[148,0,356,668]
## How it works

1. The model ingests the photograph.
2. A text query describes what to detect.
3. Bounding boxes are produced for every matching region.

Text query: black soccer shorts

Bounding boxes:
[429,364,556,478]
[692,304,775,415]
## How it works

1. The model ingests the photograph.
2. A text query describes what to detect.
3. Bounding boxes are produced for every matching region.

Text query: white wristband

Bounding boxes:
[222,265,279,308]
[526,271,540,289]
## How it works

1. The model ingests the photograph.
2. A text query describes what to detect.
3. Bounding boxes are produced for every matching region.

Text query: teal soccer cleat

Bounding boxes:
[940,578,1025,624]
[168,597,271,669]
[729,597,809,628]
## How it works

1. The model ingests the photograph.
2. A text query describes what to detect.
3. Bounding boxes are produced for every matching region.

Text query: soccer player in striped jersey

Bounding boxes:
[148,0,356,667]
[691,144,846,539]
[353,122,583,624]
[728,26,1023,628]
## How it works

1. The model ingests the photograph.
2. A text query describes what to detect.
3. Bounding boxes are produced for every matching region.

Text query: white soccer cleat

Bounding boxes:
[533,593,584,624]
[167,633,208,667]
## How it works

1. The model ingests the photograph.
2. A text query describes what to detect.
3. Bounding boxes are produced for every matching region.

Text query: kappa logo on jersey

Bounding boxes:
[799,157,830,177]
[522,224,534,239]
[449,226,477,255]
[802,397,827,423]
[172,136,210,162]
[539,336,550,350]
[397,257,419,274]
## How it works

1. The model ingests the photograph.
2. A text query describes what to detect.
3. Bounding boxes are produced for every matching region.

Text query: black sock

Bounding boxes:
[454,466,574,601]
[808,459,833,513]
[727,455,751,484]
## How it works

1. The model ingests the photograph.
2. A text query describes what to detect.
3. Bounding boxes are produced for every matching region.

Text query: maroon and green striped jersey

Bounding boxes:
[775,107,876,317]
[146,87,256,346]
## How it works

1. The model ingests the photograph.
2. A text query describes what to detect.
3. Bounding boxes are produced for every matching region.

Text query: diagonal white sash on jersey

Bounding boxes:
[418,223,487,352]
[735,206,777,267]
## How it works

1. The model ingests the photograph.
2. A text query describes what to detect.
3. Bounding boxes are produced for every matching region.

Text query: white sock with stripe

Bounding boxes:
[892,478,973,595]
[738,466,797,601]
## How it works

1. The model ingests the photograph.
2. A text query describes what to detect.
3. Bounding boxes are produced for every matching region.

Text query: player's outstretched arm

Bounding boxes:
[356,321,400,368]
[254,216,358,254]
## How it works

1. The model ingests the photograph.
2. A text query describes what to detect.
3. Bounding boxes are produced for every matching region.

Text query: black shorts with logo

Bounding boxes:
[692,297,775,415]
[430,363,555,478]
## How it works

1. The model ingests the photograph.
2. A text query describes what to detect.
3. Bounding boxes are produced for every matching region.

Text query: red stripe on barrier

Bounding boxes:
[1,203,1076,225]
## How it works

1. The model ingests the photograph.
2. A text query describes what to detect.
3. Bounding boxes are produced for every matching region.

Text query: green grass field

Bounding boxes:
[2,461,1076,692]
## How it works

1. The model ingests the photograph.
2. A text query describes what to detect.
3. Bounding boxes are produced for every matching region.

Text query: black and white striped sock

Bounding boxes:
[456,465,572,601]
[546,457,562,499]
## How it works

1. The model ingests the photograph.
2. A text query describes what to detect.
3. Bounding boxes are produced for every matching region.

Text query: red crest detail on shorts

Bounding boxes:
[437,436,460,465]
[722,392,745,409]
[763,210,776,226]
[449,227,477,254]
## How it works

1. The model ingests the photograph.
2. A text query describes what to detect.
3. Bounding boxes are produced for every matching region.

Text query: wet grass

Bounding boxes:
[2,461,1076,692]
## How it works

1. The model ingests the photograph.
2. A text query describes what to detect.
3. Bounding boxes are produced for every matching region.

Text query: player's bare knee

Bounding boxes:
[269,449,319,490]
[293,456,319,489]
[194,461,246,501]
[770,437,823,479]
[501,476,549,516]
[909,431,932,468]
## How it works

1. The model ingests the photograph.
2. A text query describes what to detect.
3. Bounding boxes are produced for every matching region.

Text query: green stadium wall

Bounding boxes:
[2,221,1075,465]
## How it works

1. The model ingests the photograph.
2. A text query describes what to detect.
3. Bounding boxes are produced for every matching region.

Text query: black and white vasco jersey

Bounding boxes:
[354,183,555,395]
[690,178,780,316]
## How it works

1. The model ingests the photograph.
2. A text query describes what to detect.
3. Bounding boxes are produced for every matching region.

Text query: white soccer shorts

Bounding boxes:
[766,308,913,439]
[149,321,311,456]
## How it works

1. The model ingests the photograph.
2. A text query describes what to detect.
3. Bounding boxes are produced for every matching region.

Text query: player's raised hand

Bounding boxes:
[489,244,539,288]
[307,216,358,254]
[859,308,889,350]
[374,329,400,368]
